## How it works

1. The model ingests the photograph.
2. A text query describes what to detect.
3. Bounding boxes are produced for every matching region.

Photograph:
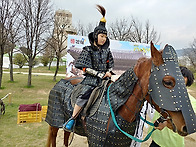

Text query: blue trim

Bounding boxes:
[107,83,155,142]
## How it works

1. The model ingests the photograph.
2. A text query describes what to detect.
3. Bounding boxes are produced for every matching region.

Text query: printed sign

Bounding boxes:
[66,34,160,77]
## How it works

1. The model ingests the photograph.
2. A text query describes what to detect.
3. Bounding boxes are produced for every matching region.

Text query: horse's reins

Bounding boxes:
[159,108,177,132]
[107,78,176,142]
[107,82,155,143]
[148,89,177,133]
[137,78,177,133]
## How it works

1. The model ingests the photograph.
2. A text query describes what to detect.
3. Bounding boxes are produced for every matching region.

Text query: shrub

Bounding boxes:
[13,53,27,68]
[40,56,49,66]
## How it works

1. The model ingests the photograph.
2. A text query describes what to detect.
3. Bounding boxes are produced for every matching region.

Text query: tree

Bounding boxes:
[4,42,16,80]
[43,38,55,70]
[0,0,21,87]
[46,10,76,81]
[143,19,161,44]
[7,7,22,81]
[108,17,161,44]
[19,0,53,86]
[184,39,196,70]
[108,18,133,41]
[75,20,94,36]
[13,53,27,68]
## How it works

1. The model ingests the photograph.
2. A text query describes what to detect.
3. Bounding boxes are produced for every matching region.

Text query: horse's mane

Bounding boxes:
[134,57,151,70]
[135,49,163,68]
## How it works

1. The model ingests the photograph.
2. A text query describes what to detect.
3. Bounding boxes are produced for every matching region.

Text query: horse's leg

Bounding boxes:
[64,131,71,147]
[46,126,59,147]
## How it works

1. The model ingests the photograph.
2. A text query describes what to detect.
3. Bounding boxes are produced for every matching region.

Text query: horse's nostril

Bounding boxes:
[182,126,187,133]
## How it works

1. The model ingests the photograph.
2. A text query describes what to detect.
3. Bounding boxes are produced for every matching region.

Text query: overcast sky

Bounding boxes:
[51,0,196,49]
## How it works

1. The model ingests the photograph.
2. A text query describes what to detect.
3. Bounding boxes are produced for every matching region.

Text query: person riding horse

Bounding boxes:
[64,5,114,131]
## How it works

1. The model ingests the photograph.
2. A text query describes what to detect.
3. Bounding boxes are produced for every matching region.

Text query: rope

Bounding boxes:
[107,83,155,143]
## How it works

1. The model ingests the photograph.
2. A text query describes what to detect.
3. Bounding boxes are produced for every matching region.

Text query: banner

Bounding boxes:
[66,34,160,77]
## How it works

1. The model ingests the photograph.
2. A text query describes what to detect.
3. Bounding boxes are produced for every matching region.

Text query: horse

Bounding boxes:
[45,42,196,147]
[0,99,5,117]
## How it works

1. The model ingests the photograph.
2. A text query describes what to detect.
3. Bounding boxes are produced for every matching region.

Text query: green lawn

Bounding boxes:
[3,65,67,74]
[0,73,65,147]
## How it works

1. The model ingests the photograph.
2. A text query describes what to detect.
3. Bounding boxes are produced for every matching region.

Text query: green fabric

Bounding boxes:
[149,93,196,147]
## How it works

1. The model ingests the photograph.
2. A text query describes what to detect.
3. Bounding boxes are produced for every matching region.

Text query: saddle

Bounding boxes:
[70,79,111,118]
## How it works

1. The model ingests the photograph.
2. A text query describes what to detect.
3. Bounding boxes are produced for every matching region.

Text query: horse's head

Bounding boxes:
[135,42,196,136]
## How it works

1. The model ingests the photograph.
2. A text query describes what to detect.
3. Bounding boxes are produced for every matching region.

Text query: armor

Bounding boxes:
[75,45,114,87]
[149,45,196,134]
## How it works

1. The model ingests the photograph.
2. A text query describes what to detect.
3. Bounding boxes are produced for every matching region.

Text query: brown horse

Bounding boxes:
[46,42,195,147]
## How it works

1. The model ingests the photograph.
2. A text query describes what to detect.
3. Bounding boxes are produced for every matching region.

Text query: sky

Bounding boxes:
[51,0,196,50]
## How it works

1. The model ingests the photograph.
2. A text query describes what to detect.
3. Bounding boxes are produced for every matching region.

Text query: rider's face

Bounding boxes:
[97,33,107,46]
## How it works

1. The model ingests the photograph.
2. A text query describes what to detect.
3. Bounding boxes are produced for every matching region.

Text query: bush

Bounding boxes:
[40,56,49,66]
[13,53,27,68]
[32,57,40,67]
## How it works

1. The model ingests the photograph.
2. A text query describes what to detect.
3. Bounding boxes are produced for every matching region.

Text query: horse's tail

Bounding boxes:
[46,125,59,147]
[46,126,52,147]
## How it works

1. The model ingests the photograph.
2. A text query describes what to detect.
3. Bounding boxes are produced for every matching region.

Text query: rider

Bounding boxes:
[64,5,114,131]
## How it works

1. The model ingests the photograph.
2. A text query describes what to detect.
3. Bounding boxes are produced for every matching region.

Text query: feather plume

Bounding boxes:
[96,5,106,17]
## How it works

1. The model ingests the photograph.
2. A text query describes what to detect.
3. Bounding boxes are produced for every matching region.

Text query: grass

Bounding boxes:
[3,65,67,74]
[0,73,65,147]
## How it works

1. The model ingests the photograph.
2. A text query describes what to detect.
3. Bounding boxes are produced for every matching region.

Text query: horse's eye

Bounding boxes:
[162,76,175,89]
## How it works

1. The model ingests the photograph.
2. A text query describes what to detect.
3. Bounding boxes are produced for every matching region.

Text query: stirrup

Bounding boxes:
[63,117,76,132]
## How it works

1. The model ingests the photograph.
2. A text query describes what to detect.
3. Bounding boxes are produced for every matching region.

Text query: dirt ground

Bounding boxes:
[56,88,196,147]
[56,127,196,147]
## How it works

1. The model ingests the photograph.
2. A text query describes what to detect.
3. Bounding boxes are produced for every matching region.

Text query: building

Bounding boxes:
[54,9,76,35]
[51,10,77,56]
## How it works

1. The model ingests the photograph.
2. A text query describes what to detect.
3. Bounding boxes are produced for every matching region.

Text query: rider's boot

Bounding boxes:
[63,117,75,131]
[63,104,82,131]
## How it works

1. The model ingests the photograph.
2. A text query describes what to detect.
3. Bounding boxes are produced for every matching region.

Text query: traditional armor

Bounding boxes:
[75,45,114,87]
[149,45,196,134]
[64,4,114,131]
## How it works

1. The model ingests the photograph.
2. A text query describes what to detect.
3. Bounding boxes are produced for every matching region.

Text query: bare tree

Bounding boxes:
[4,42,16,81]
[108,18,133,41]
[130,17,143,43]
[75,20,94,36]
[6,1,22,82]
[46,15,70,81]
[0,0,21,87]
[108,17,161,45]
[43,38,55,70]
[184,39,196,70]
[143,19,161,44]
[19,0,53,86]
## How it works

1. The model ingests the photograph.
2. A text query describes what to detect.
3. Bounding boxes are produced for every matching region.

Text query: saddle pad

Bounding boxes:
[83,79,111,117]
[45,79,86,136]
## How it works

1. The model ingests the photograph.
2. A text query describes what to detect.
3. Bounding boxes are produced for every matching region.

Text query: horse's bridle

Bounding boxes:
[127,79,177,133]
[159,108,177,132]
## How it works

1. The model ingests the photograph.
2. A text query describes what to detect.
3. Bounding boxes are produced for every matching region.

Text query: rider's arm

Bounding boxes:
[83,67,104,79]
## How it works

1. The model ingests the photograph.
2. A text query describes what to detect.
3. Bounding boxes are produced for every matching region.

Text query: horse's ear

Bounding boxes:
[150,41,163,66]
